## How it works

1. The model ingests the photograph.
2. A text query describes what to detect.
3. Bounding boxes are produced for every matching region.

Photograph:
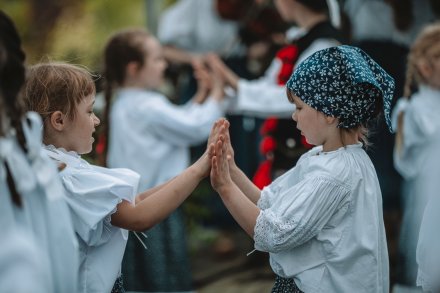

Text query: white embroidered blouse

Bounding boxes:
[254,143,389,293]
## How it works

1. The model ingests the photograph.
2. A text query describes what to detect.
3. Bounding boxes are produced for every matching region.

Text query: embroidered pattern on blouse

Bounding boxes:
[255,175,350,252]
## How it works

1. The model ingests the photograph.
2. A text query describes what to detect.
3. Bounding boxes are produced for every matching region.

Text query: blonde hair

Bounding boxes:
[404,22,440,97]
[24,62,96,121]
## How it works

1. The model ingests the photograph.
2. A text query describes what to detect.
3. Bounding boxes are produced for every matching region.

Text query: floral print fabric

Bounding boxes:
[287,45,394,131]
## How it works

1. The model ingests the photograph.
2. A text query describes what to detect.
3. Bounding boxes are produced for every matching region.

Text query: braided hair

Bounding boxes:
[404,23,440,98]
[0,11,27,206]
[101,28,151,164]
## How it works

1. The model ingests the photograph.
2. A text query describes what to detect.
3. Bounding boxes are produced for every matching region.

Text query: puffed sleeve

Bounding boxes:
[60,167,139,246]
[254,175,351,253]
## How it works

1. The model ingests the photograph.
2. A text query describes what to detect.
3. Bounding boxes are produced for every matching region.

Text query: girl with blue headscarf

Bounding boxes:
[209,45,393,292]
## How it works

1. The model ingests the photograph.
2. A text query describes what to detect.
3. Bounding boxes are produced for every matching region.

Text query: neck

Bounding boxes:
[296,12,328,30]
[121,79,146,89]
[322,129,359,152]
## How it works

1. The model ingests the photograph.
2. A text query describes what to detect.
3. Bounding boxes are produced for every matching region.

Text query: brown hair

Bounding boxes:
[101,28,151,164]
[24,62,96,123]
[404,23,440,97]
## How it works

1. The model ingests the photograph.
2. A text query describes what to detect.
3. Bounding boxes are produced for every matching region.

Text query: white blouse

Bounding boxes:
[107,88,224,190]
[255,143,389,292]
[229,28,340,118]
[392,85,440,291]
[157,0,245,57]
[0,228,51,293]
[43,145,140,293]
[0,112,78,293]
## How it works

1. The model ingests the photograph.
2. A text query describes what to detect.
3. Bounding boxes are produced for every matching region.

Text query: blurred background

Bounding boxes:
[2,0,440,292]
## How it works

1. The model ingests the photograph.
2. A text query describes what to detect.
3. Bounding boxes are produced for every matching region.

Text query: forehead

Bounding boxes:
[145,37,161,54]
[78,94,95,107]
[291,94,304,105]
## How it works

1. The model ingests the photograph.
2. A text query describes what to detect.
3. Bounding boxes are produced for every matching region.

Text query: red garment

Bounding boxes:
[252,159,273,189]
[252,44,302,188]
[276,45,299,85]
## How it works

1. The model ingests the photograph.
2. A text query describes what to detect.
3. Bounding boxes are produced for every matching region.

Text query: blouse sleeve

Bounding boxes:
[60,167,138,246]
[254,174,351,253]
[393,99,435,179]
[232,59,295,118]
[139,97,224,146]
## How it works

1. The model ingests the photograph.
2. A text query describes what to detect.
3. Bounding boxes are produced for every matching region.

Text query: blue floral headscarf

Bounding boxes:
[286,45,394,132]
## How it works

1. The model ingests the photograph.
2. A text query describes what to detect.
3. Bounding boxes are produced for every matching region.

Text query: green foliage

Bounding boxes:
[0,0,166,70]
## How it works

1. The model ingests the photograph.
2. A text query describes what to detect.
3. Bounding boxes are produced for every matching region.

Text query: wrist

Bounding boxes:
[217,183,234,196]
[229,162,239,177]
[188,163,205,181]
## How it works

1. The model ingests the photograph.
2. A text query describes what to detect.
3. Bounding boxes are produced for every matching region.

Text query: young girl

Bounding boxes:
[392,23,440,292]
[0,11,78,293]
[207,0,347,187]
[210,45,393,292]
[101,28,226,292]
[23,62,215,293]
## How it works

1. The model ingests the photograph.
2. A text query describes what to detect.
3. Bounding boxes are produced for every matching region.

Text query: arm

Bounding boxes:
[162,46,200,66]
[211,136,260,237]
[207,54,295,118]
[220,119,261,203]
[146,94,224,146]
[394,111,404,156]
[206,53,239,90]
[112,146,212,232]
[115,119,224,230]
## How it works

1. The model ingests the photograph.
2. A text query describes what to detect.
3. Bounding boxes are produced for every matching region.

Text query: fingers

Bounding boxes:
[208,142,215,157]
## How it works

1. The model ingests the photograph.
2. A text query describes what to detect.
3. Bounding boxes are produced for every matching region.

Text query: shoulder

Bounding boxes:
[301,145,367,187]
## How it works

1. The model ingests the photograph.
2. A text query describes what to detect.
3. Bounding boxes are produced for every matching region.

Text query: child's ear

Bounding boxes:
[126,61,141,77]
[49,111,66,131]
[325,115,338,125]
[417,59,433,81]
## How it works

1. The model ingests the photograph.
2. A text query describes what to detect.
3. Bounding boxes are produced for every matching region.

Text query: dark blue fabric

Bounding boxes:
[287,45,395,131]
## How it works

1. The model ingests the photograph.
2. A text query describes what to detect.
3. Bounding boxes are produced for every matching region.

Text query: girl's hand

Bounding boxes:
[210,136,233,194]
[221,120,236,169]
[209,57,226,102]
[193,142,215,179]
[207,118,226,151]
[192,58,211,104]
[205,53,238,90]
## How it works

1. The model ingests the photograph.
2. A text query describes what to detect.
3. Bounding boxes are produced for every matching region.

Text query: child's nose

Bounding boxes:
[94,114,100,126]
[292,111,297,121]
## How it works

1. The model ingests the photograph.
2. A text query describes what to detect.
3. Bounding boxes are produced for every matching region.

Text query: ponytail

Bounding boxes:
[101,28,151,166]
[0,10,27,207]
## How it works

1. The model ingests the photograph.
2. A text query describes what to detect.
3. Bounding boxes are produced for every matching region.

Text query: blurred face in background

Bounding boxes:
[419,43,440,88]
[274,0,298,22]
[137,36,167,90]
